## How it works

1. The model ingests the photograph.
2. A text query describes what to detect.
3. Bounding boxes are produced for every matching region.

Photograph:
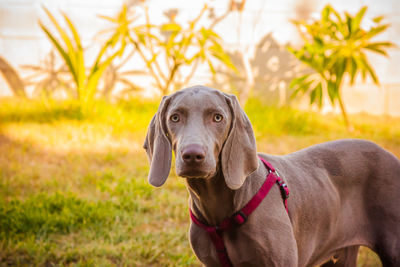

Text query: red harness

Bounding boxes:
[189,156,290,267]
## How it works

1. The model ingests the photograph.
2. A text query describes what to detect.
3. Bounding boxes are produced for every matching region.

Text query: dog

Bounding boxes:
[144,85,400,266]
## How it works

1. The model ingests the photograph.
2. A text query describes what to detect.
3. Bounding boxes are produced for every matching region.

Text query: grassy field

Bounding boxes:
[1,97,399,266]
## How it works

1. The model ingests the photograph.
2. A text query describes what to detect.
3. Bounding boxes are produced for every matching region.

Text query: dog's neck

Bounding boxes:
[186,159,267,225]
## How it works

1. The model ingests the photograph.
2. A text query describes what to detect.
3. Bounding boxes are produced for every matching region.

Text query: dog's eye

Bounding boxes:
[213,114,223,122]
[170,114,180,122]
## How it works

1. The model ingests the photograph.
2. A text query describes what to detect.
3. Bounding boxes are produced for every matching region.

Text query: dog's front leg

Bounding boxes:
[190,219,298,267]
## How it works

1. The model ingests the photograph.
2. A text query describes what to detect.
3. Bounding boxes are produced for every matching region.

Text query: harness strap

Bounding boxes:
[189,156,290,267]
[190,210,233,266]
[259,157,290,214]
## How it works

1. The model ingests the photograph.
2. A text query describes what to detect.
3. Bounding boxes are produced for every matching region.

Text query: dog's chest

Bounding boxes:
[189,223,286,266]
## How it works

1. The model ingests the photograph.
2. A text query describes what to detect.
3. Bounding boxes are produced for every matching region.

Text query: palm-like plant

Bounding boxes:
[102,4,236,95]
[156,5,236,94]
[288,5,395,129]
[39,7,125,114]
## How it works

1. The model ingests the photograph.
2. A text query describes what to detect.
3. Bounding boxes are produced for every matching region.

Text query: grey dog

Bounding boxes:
[144,85,400,266]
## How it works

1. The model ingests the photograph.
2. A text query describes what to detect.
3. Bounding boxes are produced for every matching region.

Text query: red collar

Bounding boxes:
[189,156,290,267]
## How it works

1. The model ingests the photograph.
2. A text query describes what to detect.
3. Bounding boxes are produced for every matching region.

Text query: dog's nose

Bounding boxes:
[182,144,205,164]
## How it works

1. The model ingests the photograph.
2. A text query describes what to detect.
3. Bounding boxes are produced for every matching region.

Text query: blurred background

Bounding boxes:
[1,0,399,115]
[0,0,399,266]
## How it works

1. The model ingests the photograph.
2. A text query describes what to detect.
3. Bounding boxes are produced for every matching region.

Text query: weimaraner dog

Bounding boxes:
[143,85,400,267]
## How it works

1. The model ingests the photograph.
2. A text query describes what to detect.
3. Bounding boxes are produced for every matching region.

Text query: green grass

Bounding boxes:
[1,97,398,266]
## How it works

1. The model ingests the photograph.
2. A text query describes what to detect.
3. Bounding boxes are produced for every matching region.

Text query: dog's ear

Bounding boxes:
[221,94,258,190]
[143,96,172,187]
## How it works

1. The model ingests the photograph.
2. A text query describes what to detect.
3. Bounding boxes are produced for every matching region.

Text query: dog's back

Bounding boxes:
[263,139,400,266]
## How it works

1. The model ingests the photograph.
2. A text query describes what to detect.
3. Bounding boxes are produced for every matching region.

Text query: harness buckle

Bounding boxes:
[277,180,289,199]
[232,210,247,225]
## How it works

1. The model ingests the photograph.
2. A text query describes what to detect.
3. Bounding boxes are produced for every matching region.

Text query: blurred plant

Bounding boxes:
[22,51,72,98]
[211,0,289,106]
[100,59,145,98]
[288,5,395,129]
[212,33,301,107]
[0,56,26,97]
[157,4,237,94]
[96,6,146,97]
[39,7,126,114]
[93,50,137,97]
[103,3,237,95]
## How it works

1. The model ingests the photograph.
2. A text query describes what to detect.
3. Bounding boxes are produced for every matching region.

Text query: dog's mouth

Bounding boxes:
[176,165,215,179]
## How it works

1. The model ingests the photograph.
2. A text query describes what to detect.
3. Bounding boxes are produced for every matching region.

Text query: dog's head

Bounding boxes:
[143,86,258,190]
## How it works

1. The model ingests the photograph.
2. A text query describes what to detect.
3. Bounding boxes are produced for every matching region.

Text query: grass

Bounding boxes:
[1,97,399,266]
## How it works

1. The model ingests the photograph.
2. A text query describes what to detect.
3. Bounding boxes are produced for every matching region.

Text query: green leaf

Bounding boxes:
[42,8,78,67]
[334,57,347,84]
[364,45,389,56]
[364,42,395,57]
[289,74,310,89]
[86,51,119,102]
[62,12,86,89]
[291,76,316,100]
[161,23,182,32]
[310,86,317,104]
[372,16,384,23]
[327,80,338,104]
[356,56,367,81]
[97,14,117,23]
[313,36,324,46]
[309,82,323,107]
[364,25,389,39]
[39,22,79,87]
[315,82,323,107]
[200,27,220,40]
[321,5,331,22]
[329,5,343,25]
[360,54,379,84]
[368,41,395,47]
[349,57,357,85]
[207,59,216,75]
[352,6,367,33]
[208,44,237,72]
[62,12,82,50]
[345,13,352,36]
